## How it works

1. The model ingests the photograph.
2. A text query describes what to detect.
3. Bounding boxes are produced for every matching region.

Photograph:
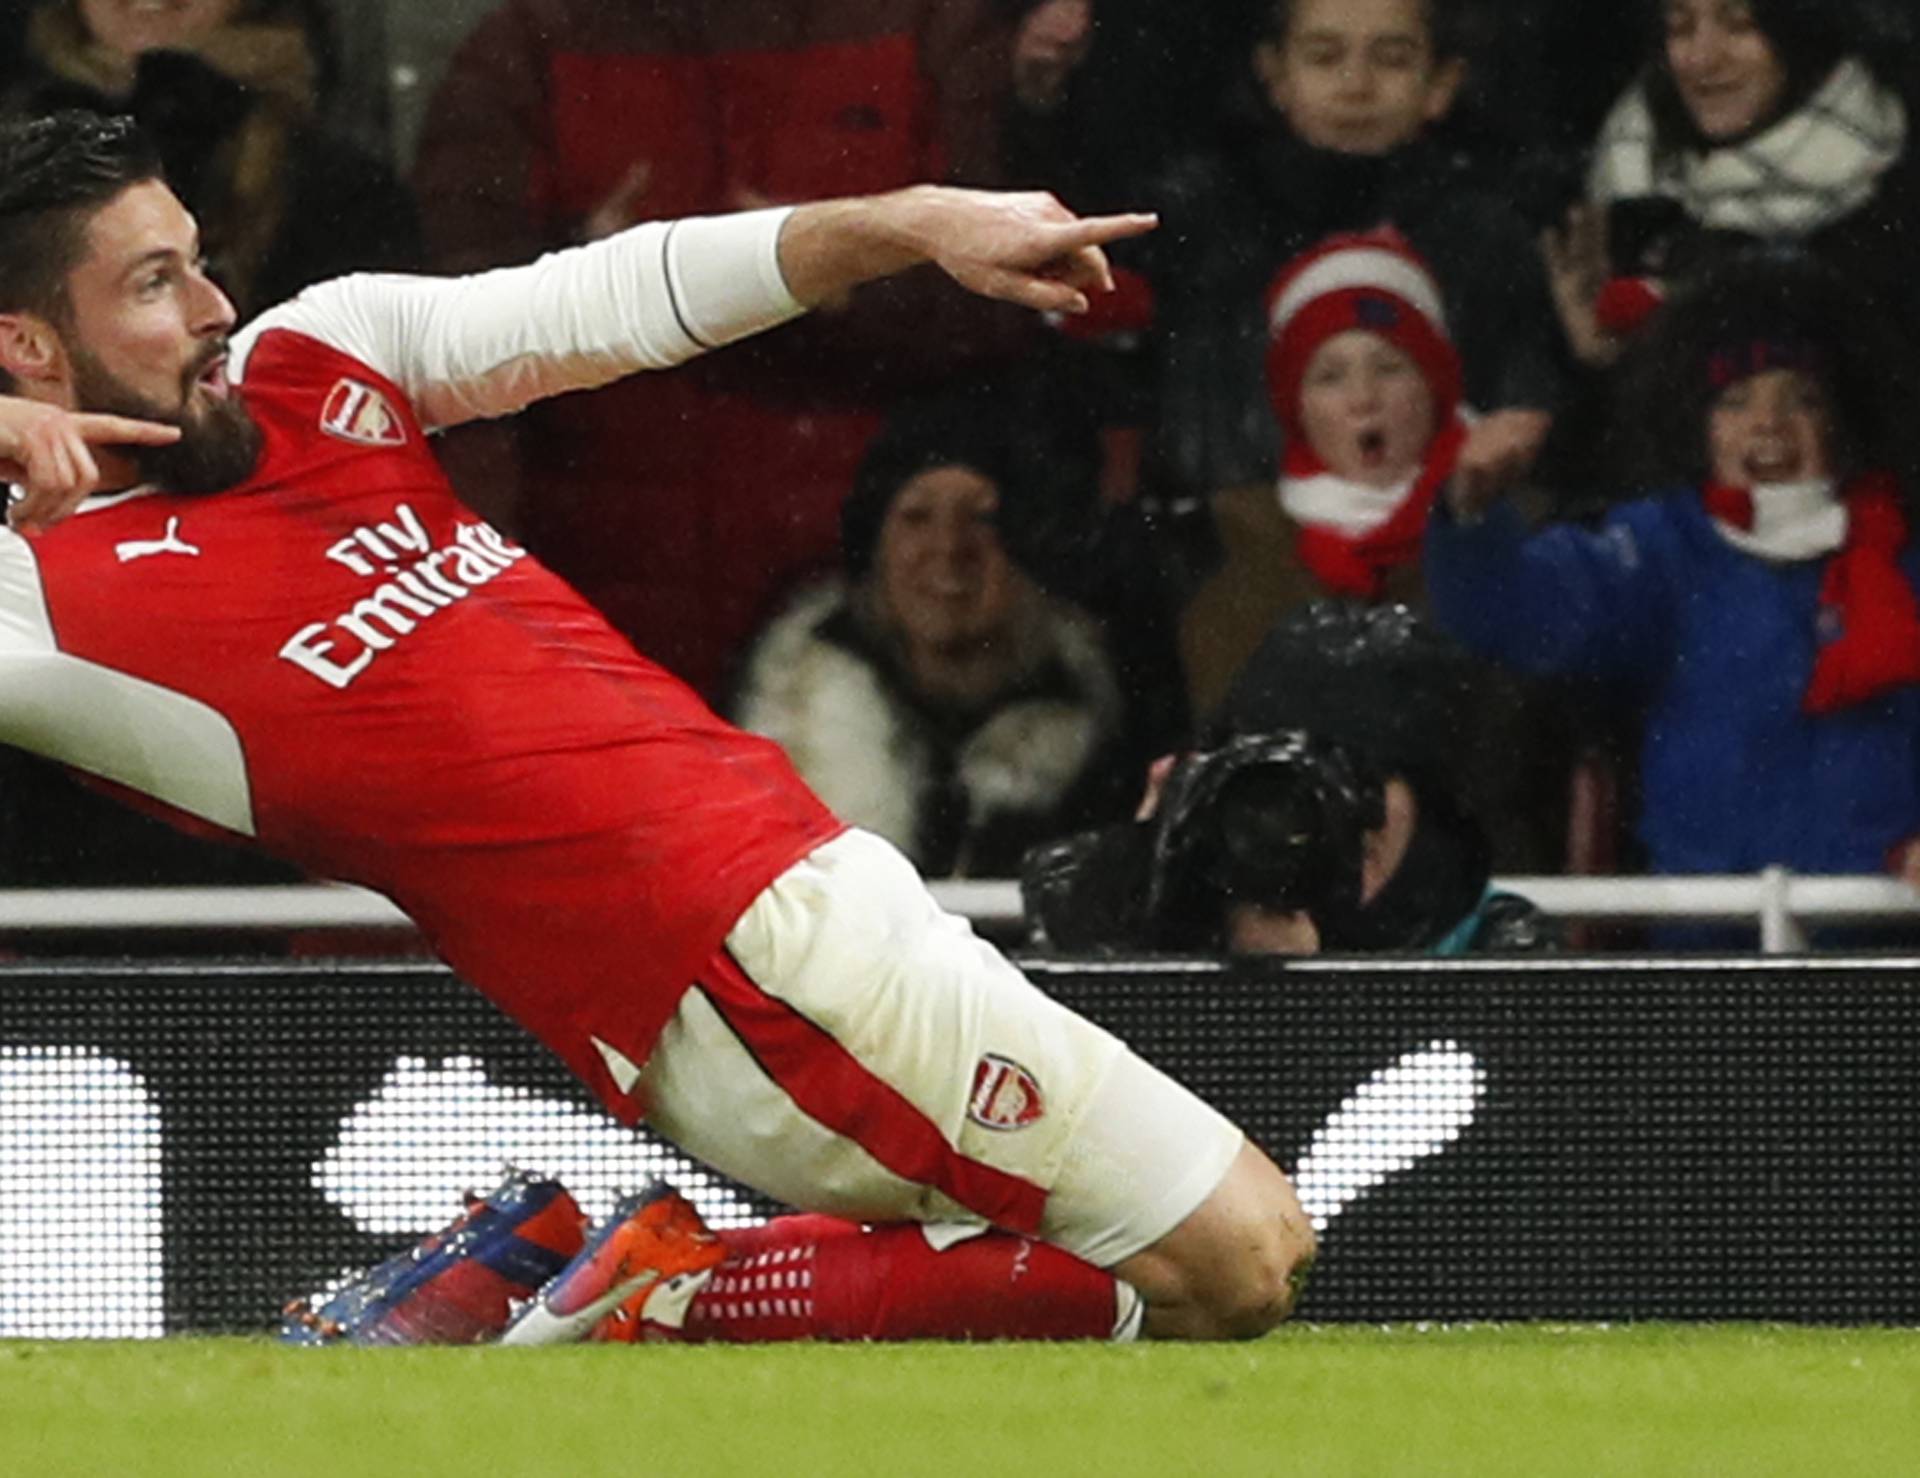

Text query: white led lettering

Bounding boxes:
[1292,1041,1486,1233]
[0,1049,164,1338]
[314,1055,761,1232]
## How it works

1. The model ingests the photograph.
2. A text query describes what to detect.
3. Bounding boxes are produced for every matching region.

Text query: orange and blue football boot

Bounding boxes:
[499,1181,725,1345]
[282,1170,588,1345]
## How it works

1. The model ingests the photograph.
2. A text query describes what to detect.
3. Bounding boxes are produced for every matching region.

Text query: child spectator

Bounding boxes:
[1182,230,1571,872]
[730,392,1131,880]
[2,0,418,318]
[1147,0,1566,502]
[1180,230,1468,713]
[1429,252,1920,894]
[1555,0,1916,363]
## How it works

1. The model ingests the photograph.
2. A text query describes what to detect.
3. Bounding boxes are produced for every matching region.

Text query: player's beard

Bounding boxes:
[68,341,264,495]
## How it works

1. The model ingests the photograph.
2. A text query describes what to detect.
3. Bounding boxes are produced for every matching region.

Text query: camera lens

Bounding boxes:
[1203,762,1334,908]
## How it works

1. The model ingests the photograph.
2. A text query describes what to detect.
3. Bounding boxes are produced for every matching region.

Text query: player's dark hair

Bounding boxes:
[0,112,163,352]
[1263,0,1467,61]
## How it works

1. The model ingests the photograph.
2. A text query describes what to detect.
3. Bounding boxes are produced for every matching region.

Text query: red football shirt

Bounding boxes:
[0,216,844,1116]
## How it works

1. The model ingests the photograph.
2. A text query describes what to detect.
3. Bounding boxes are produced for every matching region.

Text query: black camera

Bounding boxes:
[1021,730,1385,953]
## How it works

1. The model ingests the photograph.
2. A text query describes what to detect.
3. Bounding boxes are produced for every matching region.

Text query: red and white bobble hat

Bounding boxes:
[1264,228,1464,448]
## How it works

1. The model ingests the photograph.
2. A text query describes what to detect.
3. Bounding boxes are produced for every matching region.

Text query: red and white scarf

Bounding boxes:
[1278,415,1469,600]
[1704,471,1920,713]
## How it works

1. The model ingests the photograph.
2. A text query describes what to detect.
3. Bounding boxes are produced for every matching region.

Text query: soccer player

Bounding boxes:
[0,111,1315,1342]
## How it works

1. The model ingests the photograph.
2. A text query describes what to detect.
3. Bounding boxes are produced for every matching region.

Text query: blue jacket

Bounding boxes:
[1426,493,1920,875]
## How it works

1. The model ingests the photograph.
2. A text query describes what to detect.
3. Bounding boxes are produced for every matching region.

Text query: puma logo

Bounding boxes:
[115,518,201,563]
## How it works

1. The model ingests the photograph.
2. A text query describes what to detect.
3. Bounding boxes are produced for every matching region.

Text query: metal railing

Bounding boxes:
[1,869,1918,952]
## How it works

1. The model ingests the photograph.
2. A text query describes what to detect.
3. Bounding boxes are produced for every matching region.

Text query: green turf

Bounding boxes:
[4,1326,1915,1477]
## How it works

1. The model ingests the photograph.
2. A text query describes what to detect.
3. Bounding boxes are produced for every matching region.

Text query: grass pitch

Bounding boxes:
[4,1324,1914,1477]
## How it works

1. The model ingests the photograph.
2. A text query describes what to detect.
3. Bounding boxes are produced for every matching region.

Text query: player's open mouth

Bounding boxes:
[194,355,231,400]
[1357,429,1388,467]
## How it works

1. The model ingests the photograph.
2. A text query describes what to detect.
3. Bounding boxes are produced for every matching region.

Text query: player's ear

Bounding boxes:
[0,312,68,388]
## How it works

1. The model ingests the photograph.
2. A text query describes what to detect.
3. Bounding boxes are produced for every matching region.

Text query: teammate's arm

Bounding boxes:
[0,397,181,533]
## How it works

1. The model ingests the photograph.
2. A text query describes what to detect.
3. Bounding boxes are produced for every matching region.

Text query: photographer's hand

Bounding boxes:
[1135,754,1179,821]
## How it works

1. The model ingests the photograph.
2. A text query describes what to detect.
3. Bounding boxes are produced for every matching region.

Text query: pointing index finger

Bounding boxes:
[1047,212,1159,256]
[71,413,183,447]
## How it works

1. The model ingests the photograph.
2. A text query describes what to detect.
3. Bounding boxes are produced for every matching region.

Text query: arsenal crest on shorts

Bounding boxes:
[320,378,408,447]
[968,1053,1045,1130]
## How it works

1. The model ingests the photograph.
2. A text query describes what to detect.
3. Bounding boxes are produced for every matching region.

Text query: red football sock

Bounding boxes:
[667,1216,1130,1342]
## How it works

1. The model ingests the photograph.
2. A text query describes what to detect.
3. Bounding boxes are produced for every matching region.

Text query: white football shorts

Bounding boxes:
[637,827,1243,1268]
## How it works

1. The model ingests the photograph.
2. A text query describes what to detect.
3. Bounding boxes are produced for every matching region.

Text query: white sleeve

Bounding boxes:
[229,208,804,431]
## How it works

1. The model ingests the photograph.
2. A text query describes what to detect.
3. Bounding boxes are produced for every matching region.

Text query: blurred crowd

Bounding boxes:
[3,0,1919,955]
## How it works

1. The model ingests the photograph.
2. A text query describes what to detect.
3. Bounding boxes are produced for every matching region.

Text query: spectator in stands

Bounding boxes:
[1174,231,1570,871]
[1178,229,1469,713]
[1552,0,1916,365]
[411,0,1035,699]
[2,0,417,318]
[731,391,1130,880]
[1022,603,1554,956]
[1145,0,1567,504]
[1429,252,1920,895]
[1008,0,1092,119]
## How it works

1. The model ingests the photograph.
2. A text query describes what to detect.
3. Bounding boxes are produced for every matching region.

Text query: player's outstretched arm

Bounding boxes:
[245,188,1155,435]
[777,185,1156,317]
[0,397,181,533]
